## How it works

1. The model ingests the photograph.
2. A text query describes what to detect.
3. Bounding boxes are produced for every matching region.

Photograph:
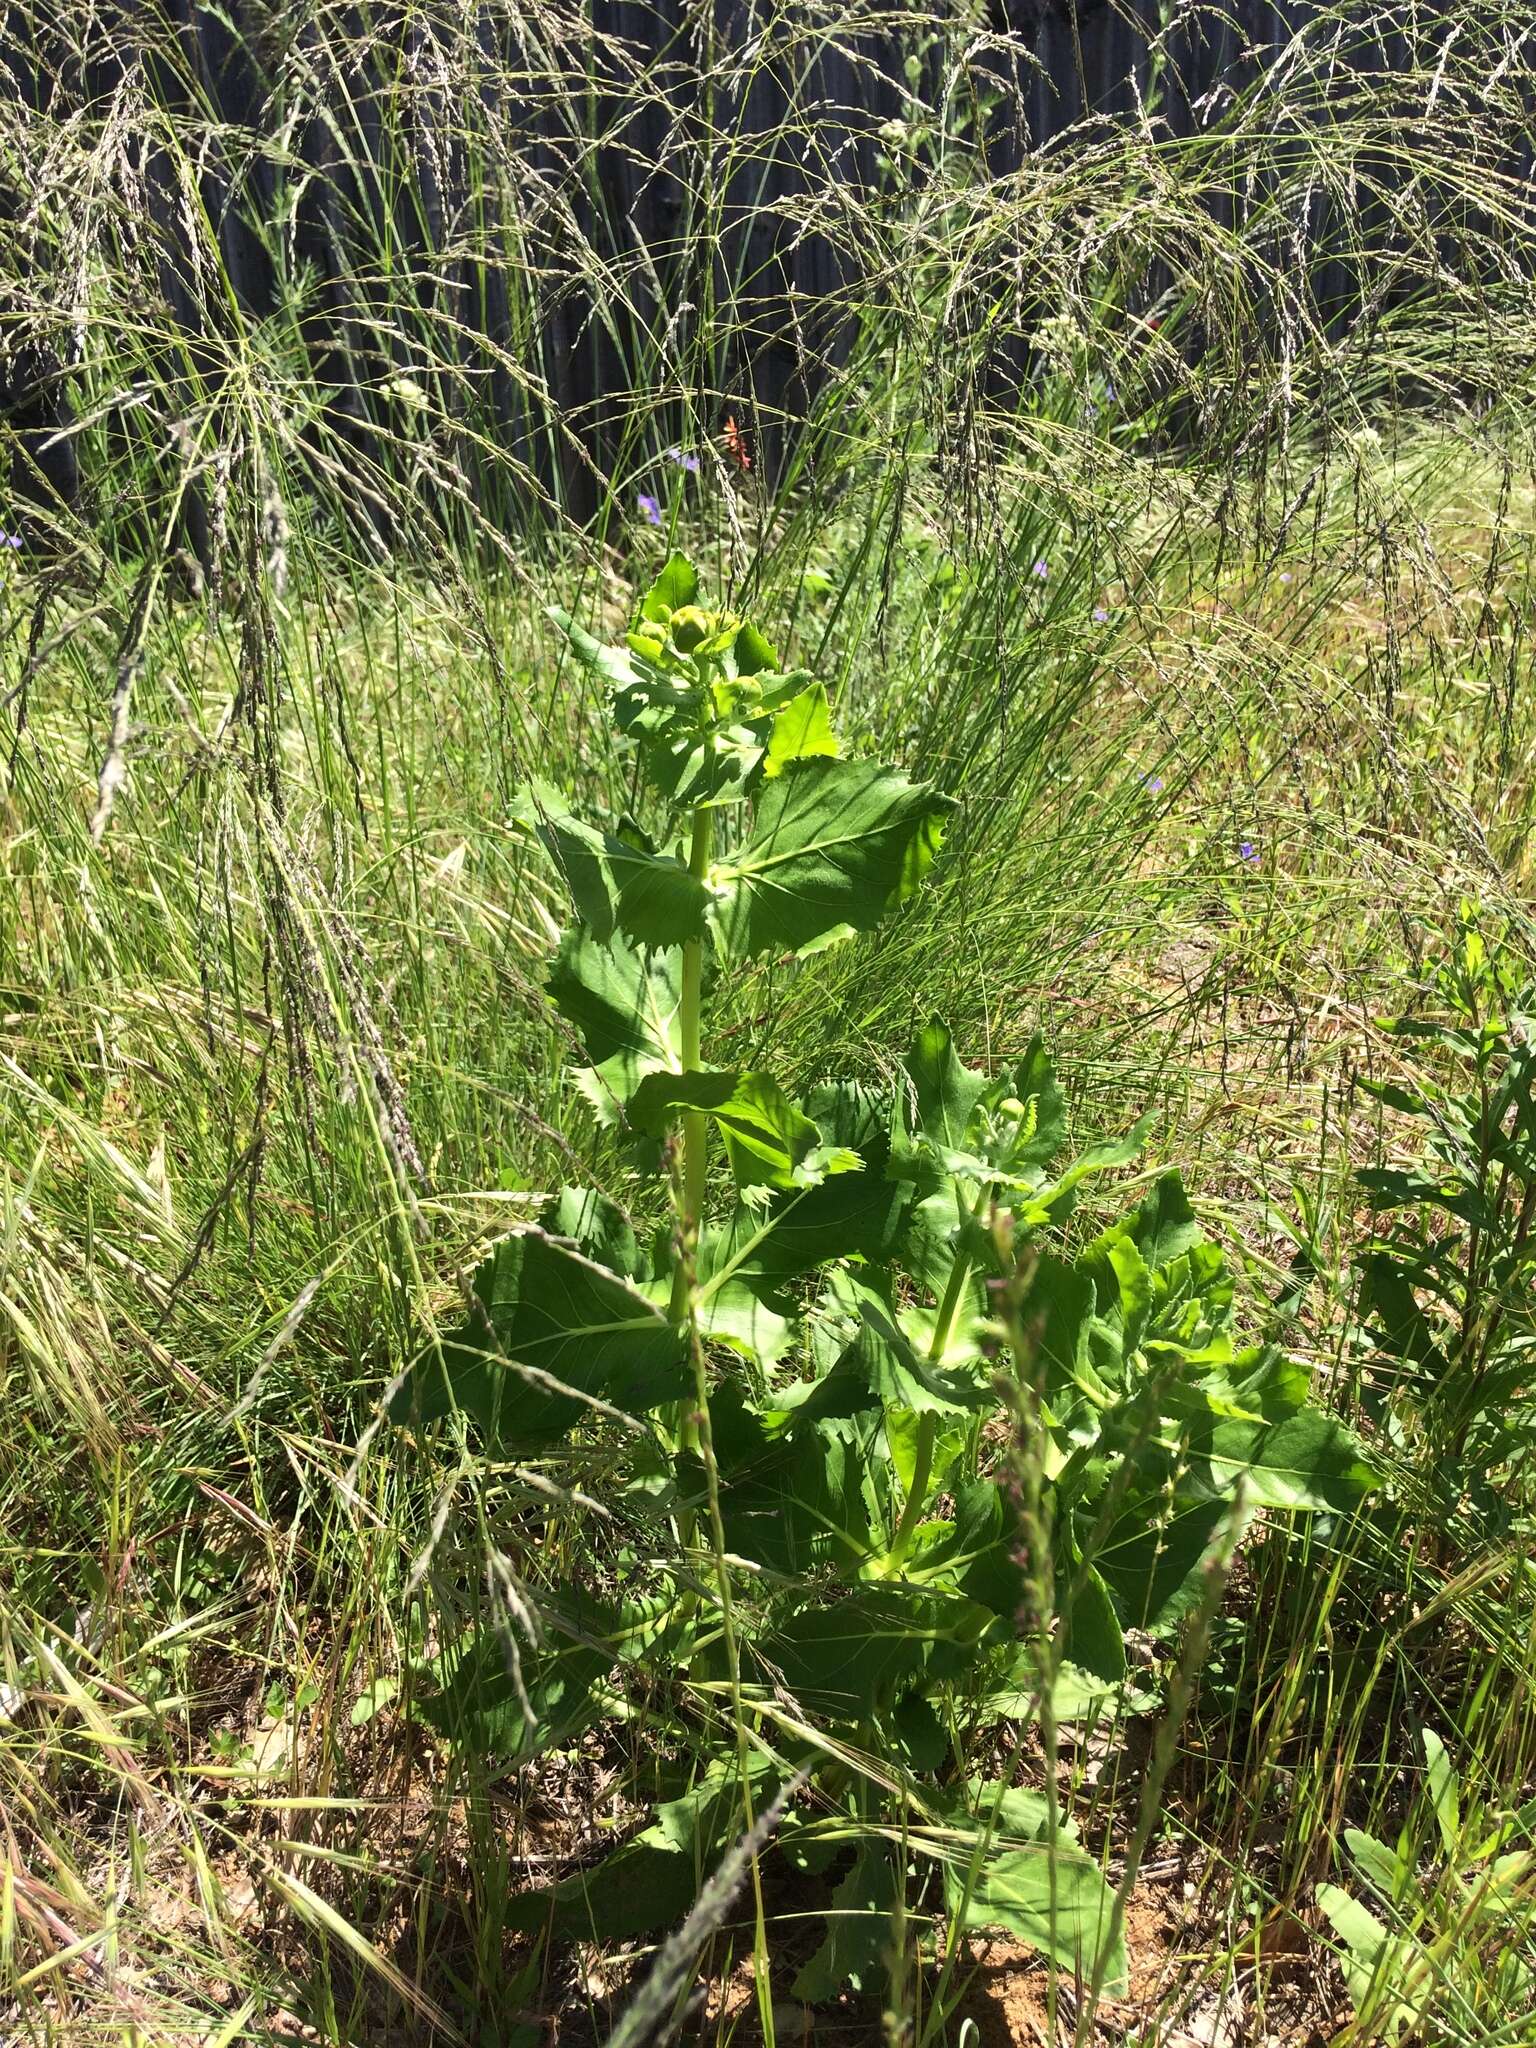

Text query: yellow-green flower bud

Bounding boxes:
[670,605,712,653]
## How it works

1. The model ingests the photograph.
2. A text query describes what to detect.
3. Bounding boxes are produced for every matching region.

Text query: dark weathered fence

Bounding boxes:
[4,1,1534,530]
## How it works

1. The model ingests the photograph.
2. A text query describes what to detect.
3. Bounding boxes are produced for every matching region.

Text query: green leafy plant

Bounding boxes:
[1317,1730,1535,2042]
[389,555,1376,2007]
[1356,917,1536,1535]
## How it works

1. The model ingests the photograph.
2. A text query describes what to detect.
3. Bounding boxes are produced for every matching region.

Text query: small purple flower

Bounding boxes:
[1032,558,1049,581]
[666,447,701,474]
[1092,605,1109,623]
[1104,380,1116,403]
[637,492,662,527]
[1239,839,1259,864]
[0,531,21,550]
[1278,570,1293,585]
[1144,774,1164,794]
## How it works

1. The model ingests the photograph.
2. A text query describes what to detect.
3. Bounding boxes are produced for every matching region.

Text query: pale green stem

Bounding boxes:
[664,776,772,2038]
[887,1407,937,1564]
[926,1177,995,1366]
[891,1170,1000,1562]
[668,802,716,1517]
[669,804,714,1329]
[891,1178,992,1564]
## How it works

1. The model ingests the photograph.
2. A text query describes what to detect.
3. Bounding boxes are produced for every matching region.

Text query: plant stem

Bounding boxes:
[894,1164,1031,1560]
[669,804,714,1328]
[921,1179,999,1494]
[888,1408,937,1563]
[927,1178,994,1364]
[667,1205,775,1994]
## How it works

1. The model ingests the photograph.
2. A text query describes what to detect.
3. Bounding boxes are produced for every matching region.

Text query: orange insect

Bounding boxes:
[721,414,752,472]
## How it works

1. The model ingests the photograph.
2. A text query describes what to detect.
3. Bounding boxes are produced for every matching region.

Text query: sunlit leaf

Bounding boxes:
[547,927,684,1117]
[940,1787,1126,1995]
[765,681,839,778]
[1096,1498,1231,1634]
[513,781,708,947]
[1007,1037,1068,1173]
[711,758,953,960]
[547,606,641,688]
[904,1017,991,1159]
[1059,1562,1125,1686]
[640,552,699,619]
[628,1067,826,1189]
[544,1185,644,1280]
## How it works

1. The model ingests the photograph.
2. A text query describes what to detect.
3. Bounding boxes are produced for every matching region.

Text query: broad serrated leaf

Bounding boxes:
[1060,1563,1125,1686]
[896,1166,994,1298]
[1007,1038,1069,1172]
[1144,1242,1235,1361]
[544,1185,643,1280]
[733,620,779,674]
[1015,1252,1110,1429]
[972,1659,1143,1726]
[801,1078,893,1154]
[801,1286,991,1421]
[1096,1498,1232,1634]
[1125,1170,1203,1270]
[708,1392,878,1577]
[905,1018,992,1158]
[765,681,839,778]
[640,553,699,619]
[694,1275,793,1370]
[710,758,953,960]
[513,781,707,947]
[1024,1111,1155,1225]
[417,1589,686,1765]
[891,1692,949,1772]
[699,1164,913,1298]
[389,1230,689,1449]
[916,1480,1017,1615]
[547,928,684,1116]
[628,1068,826,1190]
[885,1402,971,1502]
[1184,1389,1381,1509]
[1101,1235,1154,1367]
[961,1779,1077,1844]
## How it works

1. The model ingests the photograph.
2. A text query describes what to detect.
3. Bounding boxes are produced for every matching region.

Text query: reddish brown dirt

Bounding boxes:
[952,1882,1345,2048]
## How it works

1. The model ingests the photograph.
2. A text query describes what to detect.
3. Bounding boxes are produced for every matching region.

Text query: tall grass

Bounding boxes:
[4,1,1536,2040]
